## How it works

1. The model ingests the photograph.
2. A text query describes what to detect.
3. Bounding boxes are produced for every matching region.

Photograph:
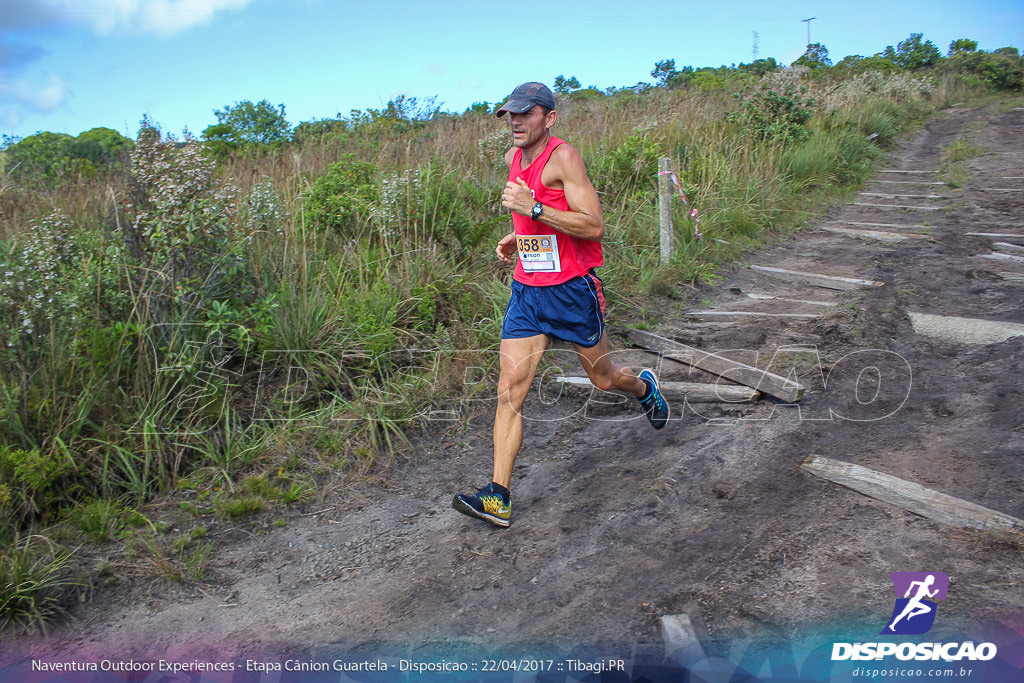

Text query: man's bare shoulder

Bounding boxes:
[504,147,516,167]
[550,141,583,163]
[548,141,592,182]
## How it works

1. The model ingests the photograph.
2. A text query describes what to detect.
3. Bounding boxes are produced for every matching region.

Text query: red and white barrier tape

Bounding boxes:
[658,170,702,239]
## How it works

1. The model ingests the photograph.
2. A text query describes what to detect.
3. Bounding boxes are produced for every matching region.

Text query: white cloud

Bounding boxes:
[31,0,254,36]
[0,71,69,129]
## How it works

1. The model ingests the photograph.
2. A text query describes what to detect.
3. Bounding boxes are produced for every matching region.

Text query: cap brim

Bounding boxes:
[495,98,534,117]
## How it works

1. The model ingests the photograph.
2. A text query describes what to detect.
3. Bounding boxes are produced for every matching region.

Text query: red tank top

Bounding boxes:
[510,136,603,286]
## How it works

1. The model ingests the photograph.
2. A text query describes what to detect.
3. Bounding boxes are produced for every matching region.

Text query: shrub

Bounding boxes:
[945,51,1024,91]
[123,122,247,323]
[304,153,379,235]
[0,535,78,633]
[729,81,817,144]
[593,129,662,197]
[370,159,498,253]
[0,446,75,526]
[3,129,132,185]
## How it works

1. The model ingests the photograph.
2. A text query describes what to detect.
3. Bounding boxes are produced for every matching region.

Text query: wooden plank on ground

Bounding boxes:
[685,310,820,321]
[966,233,1024,244]
[556,376,760,403]
[858,192,945,200]
[873,180,945,186]
[801,455,1024,537]
[662,614,708,668]
[908,312,1024,345]
[853,202,942,211]
[744,292,836,307]
[625,329,804,402]
[821,226,930,242]
[994,242,1024,254]
[980,252,1024,265]
[838,221,930,230]
[750,265,884,291]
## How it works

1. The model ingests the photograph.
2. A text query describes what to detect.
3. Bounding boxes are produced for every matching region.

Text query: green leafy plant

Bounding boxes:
[0,535,79,634]
[304,154,379,235]
[729,82,817,144]
[203,99,291,148]
[71,499,124,545]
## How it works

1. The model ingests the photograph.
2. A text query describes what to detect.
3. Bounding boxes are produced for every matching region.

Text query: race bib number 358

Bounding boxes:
[517,234,561,273]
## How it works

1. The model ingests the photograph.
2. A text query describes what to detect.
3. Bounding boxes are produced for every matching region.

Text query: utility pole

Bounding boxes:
[801,17,816,46]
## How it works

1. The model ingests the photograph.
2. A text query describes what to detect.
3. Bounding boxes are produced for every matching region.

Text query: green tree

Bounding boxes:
[200,123,240,158]
[553,75,581,95]
[948,38,978,55]
[651,59,692,88]
[886,33,942,69]
[793,43,832,69]
[947,49,1024,90]
[462,102,492,116]
[3,132,75,181]
[292,117,348,145]
[738,58,780,77]
[71,127,133,166]
[204,99,291,148]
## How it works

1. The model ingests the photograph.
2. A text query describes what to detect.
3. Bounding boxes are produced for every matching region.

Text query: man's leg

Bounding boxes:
[492,334,549,487]
[452,334,548,527]
[573,333,646,396]
[574,333,670,429]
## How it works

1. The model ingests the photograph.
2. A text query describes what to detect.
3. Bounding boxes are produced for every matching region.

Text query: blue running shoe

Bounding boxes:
[638,368,669,429]
[452,482,511,527]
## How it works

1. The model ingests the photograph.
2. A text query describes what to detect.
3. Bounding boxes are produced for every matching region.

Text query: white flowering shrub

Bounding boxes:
[0,210,82,350]
[243,178,286,237]
[124,122,245,319]
[369,168,423,242]
[476,129,507,166]
[368,161,497,254]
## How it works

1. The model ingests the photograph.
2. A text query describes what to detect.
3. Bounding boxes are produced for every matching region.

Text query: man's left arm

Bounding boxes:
[501,145,604,241]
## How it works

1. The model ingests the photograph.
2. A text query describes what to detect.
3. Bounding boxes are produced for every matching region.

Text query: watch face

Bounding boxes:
[532,202,542,218]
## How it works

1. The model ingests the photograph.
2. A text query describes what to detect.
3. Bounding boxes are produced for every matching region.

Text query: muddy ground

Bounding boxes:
[5,102,1024,679]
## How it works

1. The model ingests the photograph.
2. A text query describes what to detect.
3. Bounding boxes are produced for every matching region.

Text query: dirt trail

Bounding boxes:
[6,102,1024,679]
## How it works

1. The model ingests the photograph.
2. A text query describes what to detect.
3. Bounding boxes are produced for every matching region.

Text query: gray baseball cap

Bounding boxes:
[495,82,556,117]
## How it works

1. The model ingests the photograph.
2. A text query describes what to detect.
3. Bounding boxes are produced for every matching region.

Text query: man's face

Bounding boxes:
[508,105,555,149]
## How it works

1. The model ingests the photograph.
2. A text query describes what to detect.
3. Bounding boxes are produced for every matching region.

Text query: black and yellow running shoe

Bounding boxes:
[452,482,511,528]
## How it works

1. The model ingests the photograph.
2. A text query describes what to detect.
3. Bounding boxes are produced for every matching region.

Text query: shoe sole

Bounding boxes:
[452,495,510,528]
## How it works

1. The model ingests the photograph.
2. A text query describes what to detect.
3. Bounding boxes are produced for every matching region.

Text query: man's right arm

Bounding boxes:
[497,148,517,264]
[496,231,517,263]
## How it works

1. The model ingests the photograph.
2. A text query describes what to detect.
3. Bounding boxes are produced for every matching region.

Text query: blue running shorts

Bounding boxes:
[501,271,607,348]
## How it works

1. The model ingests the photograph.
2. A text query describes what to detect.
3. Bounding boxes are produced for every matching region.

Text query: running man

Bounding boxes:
[888,574,939,631]
[452,82,670,528]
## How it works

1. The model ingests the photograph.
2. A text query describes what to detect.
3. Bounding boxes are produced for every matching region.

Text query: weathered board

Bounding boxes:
[820,226,930,242]
[625,329,805,402]
[750,265,884,291]
[801,455,1024,537]
[556,376,760,402]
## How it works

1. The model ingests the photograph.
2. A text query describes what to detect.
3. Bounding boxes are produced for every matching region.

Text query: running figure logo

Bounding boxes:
[881,572,949,635]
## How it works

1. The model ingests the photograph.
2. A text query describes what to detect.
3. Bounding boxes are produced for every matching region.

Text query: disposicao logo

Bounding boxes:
[831,572,998,663]
[882,571,948,635]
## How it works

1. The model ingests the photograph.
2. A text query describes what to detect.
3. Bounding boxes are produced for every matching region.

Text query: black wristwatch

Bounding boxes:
[531,201,544,220]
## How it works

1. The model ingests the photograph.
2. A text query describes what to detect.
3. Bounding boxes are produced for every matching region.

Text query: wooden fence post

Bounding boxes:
[658,158,673,265]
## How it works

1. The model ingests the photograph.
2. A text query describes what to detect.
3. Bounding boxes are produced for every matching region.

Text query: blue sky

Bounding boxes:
[1,0,1022,140]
